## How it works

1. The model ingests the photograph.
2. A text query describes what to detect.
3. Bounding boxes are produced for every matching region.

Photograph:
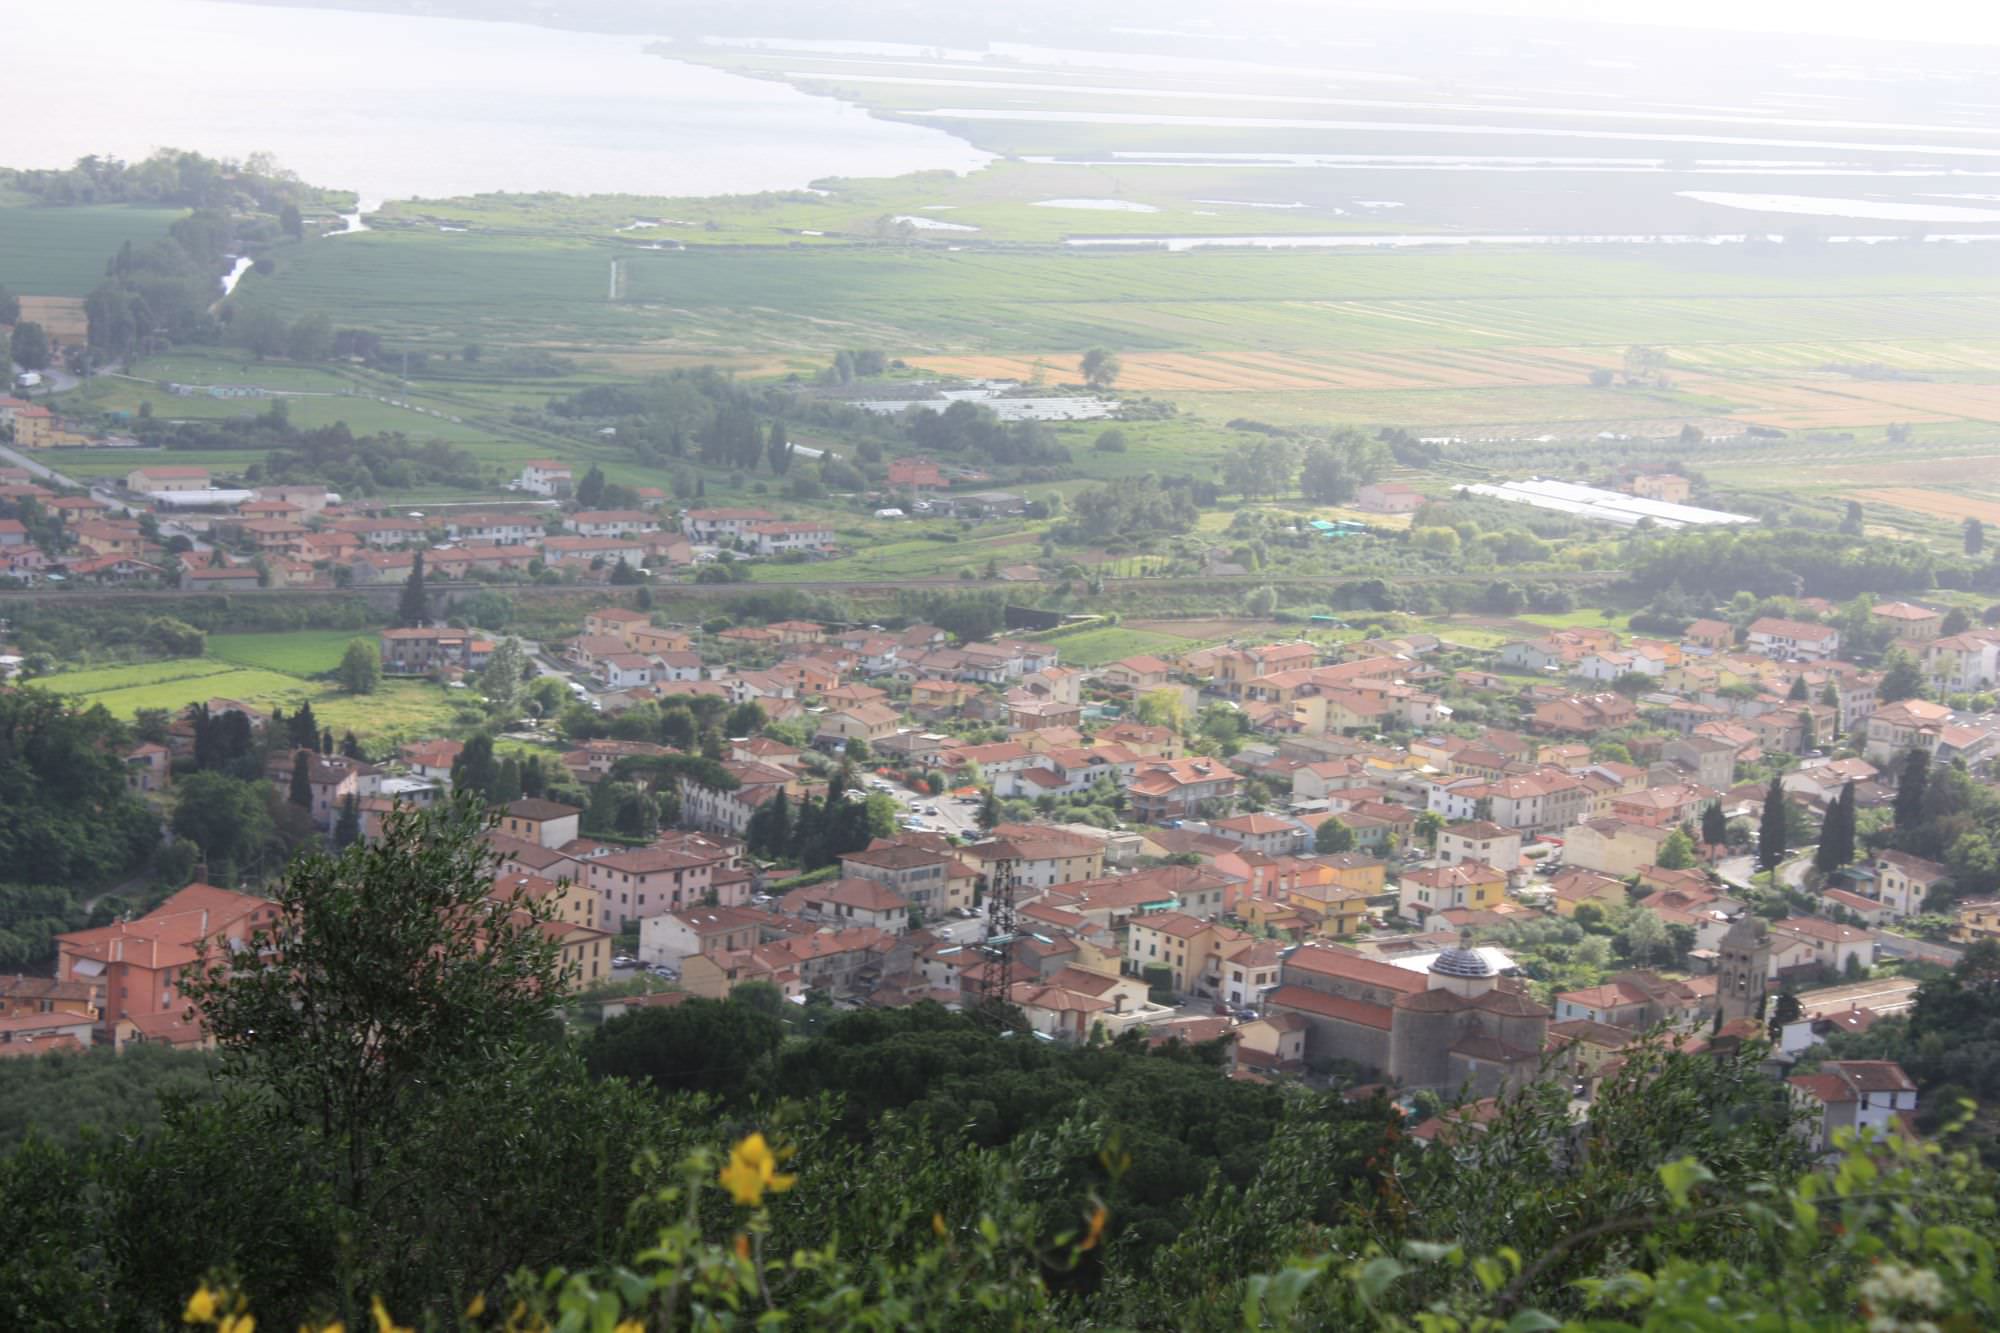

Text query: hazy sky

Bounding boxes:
[1378,0,2000,47]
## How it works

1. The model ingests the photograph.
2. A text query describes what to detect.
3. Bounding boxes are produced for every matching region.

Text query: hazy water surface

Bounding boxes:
[0,0,989,202]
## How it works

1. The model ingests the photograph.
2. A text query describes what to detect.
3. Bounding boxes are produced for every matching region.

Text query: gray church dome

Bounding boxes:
[1431,945,1494,978]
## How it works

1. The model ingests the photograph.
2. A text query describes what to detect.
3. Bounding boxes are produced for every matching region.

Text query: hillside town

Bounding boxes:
[17,458,2000,1152]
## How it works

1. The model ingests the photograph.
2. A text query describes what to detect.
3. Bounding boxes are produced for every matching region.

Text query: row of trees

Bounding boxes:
[1217,427,1391,504]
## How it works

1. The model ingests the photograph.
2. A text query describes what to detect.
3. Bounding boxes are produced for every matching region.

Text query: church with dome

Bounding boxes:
[1265,940,1553,1095]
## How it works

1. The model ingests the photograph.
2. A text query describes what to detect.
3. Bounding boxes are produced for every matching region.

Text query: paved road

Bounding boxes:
[1714,850,1814,893]
[0,442,153,521]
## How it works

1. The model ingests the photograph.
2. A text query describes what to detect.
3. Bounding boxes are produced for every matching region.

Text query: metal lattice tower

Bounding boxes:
[976,850,1020,1018]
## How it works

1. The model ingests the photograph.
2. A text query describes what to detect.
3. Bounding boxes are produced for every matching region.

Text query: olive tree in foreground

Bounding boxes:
[184,797,565,1203]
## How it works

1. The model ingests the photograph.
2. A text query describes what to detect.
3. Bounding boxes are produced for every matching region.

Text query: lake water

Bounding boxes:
[0,0,989,203]
[1063,232,2000,251]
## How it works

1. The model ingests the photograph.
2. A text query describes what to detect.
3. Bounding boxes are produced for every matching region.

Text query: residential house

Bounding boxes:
[1628,473,1691,503]
[541,536,649,567]
[840,842,976,917]
[1788,1061,1919,1152]
[1746,617,1840,661]
[566,509,658,538]
[1682,618,1735,652]
[681,945,805,1002]
[1661,735,1738,791]
[124,742,170,794]
[1397,863,1506,921]
[56,883,277,1028]
[1549,868,1630,918]
[779,877,912,934]
[1125,756,1243,823]
[1531,692,1638,735]
[745,520,835,556]
[638,905,764,968]
[683,508,776,543]
[1207,812,1309,857]
[1353,481,1427,513]
[1100,655,1175,691]
[1560,818,1675,878]
[1864,698,1954,764]
[886,457,945,489]
[589,843,735,931]
[679,759,819,838]
[1124,913,1251,998]
[583,607,652,642]
[962,825,1106,892]
[815,702,903,748]
[519,460,573,497]
[1774,917,1876,976]
[1869,601,1943,642]
[1871,851,1949,919]
[1923,631,2000,693]
[498,798,582,850]
[126,465,211,493]
[1435,820,1522,873]
[378,626,476,675]
[1554,970,1710,1028]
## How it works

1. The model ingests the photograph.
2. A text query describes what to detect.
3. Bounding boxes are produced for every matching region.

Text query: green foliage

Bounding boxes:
[1297,429,1390,504]
[1655,828,1696,870]
[0,687,158,886]
[336,637,380,694]
[0,1045,213,1151]
[586,996,784,1100]
[1316,819,1356,854]
[170,770,276,876]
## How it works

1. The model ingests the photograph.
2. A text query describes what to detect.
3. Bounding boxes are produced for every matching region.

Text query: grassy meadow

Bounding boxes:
[45,631,468,747]
[0,203,185,296]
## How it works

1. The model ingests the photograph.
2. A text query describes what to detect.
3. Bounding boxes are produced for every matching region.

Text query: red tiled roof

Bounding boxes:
[1265,985,1393,1030]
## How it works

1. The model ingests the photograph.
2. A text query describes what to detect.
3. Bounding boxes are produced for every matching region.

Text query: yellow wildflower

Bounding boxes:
[464,1294,486,1319]
[218,1316,255,1333]
[717,1132,796,1207]
[614,1323,645,1333]
[370,1296,412,1333]
[1079,1205,1109,1253]
[186,1285,219,1324]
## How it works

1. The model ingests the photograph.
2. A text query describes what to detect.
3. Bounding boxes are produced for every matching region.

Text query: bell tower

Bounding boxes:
[1717,915,1771,1024]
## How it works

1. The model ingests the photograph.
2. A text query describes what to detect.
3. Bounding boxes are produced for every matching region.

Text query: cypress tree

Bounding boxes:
[1893,748,1929,832]
[1758,776,1788,872]
[1834,779,1857,868]
[290,701,319,750]
[321,727,335,755]
[333,793,361,849]
[289,750,313,809]
[1701,799,1728,850]
[396,550,429,628]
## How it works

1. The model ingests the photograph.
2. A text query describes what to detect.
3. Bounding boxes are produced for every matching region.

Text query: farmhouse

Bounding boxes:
[126,465,211,493]
[519,460,573,497]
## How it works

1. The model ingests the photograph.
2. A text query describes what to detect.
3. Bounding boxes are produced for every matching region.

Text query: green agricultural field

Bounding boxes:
[0,203,185,296]
[1037,625,1201,667]
[206,630,368,676]
[45,649,465,745]
[43,658,240,697]
[52,664,317,716]
[307,680,474,746]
